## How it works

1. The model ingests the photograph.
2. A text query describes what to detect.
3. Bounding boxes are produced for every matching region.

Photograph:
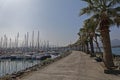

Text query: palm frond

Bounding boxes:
[107,0,120,7]
[82,0,93,4]
[80,7,91,16]
[114,16,120,27]
[115,7,120,11]
[107,8,118,17]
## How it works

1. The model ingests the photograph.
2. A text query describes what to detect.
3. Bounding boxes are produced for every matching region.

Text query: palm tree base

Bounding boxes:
[104,67,120,74]
[90,55,96,57]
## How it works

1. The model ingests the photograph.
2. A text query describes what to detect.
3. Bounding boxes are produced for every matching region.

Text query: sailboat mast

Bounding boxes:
[32,31,34,49]
[37,31,40,50]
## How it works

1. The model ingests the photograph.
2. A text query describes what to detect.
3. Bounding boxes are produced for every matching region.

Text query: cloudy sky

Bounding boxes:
[0,0,120,46]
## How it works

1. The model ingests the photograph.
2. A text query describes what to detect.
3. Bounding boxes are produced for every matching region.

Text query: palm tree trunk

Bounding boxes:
[89,37,95,56]
[100,28,114,69]
[96,41,101,52]
[79,45,82,51]
[81,43,84,51]
[94,37,101,52]
[86,42,89,54]
[83,44,85,52]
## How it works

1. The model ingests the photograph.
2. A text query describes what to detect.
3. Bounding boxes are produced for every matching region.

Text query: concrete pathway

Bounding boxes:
[20,51,120,80]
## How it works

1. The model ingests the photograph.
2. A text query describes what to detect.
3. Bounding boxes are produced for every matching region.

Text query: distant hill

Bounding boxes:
[111,39,120,46]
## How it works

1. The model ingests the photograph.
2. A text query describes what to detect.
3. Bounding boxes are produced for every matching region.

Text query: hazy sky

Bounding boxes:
[0,0,120,46]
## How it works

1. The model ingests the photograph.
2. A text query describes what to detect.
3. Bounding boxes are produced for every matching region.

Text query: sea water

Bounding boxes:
[95,47,120,55]
[112,47,120,55]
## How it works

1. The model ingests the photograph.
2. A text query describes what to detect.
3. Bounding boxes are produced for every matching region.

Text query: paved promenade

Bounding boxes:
[20,51,120,80]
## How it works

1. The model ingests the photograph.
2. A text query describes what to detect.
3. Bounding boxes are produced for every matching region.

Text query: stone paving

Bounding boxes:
[20,51,120,80]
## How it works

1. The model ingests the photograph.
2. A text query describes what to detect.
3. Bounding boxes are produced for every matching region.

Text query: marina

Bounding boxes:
[0,31,67,78]
[0,0,120,80]
[0,51,63,77]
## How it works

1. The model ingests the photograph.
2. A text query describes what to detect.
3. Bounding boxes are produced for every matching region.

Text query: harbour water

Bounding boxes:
[0,52,60,77]
[0,60,40,77]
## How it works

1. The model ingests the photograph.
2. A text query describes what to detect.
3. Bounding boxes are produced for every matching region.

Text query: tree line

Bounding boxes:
[74,0,120,70]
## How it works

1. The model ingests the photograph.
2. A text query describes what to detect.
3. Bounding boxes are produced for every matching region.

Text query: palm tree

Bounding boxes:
[73,39,82,51]
[80,0,120,69]
[83,19,97,56]
[84,19,102,55]
[79,28,90,54]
